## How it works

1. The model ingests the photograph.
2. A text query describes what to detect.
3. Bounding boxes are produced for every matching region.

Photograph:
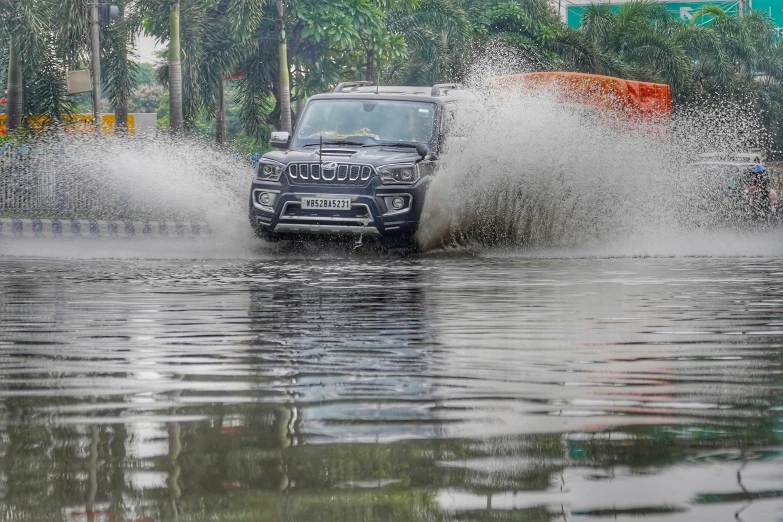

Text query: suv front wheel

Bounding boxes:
[248,212,279,242]
[379,233,417,252]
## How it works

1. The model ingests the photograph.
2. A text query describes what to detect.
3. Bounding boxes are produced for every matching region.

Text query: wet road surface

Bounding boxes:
[0,252,781,521]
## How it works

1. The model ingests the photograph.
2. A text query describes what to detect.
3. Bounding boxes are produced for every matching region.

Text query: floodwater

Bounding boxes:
[0,244,782,522]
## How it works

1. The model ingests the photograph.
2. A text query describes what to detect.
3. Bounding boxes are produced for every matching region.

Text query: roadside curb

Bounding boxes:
[0,218,212,239]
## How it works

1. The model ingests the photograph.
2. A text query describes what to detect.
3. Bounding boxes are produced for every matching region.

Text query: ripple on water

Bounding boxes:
[0,256,781,521]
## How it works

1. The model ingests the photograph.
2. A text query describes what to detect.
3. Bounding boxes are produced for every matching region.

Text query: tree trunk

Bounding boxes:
[114,46,129,135]
[440,29,449,81]
[277,0,292,133]
[115,13,129,135]
[365,50,375,83]
[169,0,184,135]
[91,2,102,134]
[6,36,23,132]
[115,103,128,135]
[215,79,226,144]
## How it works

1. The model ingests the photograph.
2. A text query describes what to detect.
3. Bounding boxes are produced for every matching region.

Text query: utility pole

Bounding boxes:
[216,80,226,144]
[90,0,102,135]
[169,0,184,135]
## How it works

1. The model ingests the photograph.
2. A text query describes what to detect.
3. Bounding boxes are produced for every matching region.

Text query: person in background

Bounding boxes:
[746,165,779,219]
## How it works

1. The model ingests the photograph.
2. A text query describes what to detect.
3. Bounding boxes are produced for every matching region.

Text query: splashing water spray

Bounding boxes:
[2,134,252,229]
[415,52,778,254]
[2,47,779,259]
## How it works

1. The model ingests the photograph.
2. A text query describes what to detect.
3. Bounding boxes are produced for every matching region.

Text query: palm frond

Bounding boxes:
[102,2,139,113]
[548,28,628,77]
[578,4,615,49]
[235,45,275,141]
[623,30,693,94]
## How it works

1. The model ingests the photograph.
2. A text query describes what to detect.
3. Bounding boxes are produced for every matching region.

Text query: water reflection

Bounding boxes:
[0,257,781,521]
[246,261,440,444]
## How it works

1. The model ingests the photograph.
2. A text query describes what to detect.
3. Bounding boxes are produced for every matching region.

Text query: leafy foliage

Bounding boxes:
[0,0,74,124]
[5,0,783,155]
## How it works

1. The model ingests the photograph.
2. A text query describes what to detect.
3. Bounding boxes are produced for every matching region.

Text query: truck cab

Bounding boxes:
[248,82,474,249]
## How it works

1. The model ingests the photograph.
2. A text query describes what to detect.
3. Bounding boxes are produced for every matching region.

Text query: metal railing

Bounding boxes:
[0,144,104,216]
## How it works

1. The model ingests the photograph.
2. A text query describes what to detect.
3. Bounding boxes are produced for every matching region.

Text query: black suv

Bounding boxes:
[249,81,474,248]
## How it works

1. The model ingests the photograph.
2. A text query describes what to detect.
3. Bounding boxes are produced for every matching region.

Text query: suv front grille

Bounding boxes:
[287,163,373,185]
[283,205,370,220]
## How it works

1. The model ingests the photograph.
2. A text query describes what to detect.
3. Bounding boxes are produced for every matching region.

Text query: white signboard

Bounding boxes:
[66,70,92,95]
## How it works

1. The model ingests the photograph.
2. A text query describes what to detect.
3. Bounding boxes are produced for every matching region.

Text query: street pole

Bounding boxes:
[739,0,746,16]
[6,36,23,131]
[169,0,184,134]
[91,1,102,135]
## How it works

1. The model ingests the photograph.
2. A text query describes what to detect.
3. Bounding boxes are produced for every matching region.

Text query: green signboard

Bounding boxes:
[566,0,783,30]
[750,0,783,28]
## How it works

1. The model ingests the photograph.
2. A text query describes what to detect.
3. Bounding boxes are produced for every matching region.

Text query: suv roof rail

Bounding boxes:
[334,81,375,93]
[431,83,464,96]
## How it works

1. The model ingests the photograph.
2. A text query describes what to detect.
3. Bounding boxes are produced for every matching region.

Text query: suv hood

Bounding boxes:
[263,147,422,167]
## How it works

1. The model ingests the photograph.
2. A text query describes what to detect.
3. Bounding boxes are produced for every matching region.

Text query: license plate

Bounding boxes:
[301,197,351,210]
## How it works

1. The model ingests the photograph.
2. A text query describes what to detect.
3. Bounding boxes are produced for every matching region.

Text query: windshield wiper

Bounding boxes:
[321,140,365,147]
[365,142,421,149]
[301,140,365,148]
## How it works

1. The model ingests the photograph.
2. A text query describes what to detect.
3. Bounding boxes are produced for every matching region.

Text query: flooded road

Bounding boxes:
[0,251,781,521]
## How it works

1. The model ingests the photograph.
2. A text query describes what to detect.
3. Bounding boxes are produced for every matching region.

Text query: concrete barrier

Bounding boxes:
[0,218,212,238]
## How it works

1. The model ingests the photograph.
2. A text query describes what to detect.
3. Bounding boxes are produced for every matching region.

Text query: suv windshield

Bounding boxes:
[292,99,436,148]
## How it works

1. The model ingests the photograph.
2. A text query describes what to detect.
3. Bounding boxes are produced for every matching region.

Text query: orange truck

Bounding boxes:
[489,71,672,123]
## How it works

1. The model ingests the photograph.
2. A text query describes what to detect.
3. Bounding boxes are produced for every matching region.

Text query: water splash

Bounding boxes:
[2,134,254,233]
[2,81,779,261]
[416,78,777,252]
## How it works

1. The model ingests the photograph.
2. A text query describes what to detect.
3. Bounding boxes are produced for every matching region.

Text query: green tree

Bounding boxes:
[0,0,65,131]
[276,0,292,133]
[385,0,472,85]
[137,0,187,133]
[168,0,184,133]
[227,0,403,137]
[135,61,157,86]
[102,0,139,131]
[579,2,693,97]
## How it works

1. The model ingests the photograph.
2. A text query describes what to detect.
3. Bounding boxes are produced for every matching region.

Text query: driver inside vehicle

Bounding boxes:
[383,107,432,143]
[295,100,434,144]
[330,109,377,139]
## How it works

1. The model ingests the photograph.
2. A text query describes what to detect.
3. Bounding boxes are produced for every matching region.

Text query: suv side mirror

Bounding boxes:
[270,131,290,149]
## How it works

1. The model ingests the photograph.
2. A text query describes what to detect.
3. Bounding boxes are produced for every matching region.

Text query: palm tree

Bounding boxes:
[385,0,472,85]
[102,0,139,132]
[5,32,22,130]
[0,0,55,131]
[136,0,265,138]
[3,0,140,135]
[136,0,210,134]
[275,0,292,133]
[168,0,184,134]
[579,2,694,97]
[194,0,261,143]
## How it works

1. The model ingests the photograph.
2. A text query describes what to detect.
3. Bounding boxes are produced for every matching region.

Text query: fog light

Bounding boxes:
[259,193,271,205]
[391,197,405,210]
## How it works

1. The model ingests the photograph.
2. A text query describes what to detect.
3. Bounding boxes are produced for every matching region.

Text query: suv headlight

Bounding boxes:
[379,164,420,185]
[256,160,284,182]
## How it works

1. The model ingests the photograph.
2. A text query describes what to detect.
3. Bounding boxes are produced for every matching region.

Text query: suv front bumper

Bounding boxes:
[249,176,431,238]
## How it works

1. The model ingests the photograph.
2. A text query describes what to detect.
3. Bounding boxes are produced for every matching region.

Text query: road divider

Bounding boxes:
[0,218,212,238]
